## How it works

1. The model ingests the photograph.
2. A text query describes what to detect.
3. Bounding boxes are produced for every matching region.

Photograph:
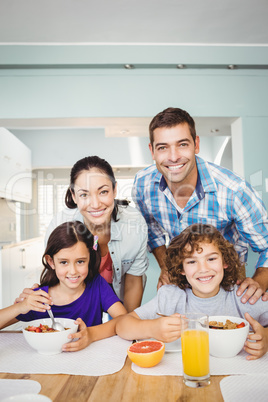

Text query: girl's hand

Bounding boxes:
[244,312,268,360]
[18,289,52,315]
[62,318,91,352]
[151,313,181,343]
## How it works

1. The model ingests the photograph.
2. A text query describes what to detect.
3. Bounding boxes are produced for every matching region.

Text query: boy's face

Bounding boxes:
[182,241,227,298]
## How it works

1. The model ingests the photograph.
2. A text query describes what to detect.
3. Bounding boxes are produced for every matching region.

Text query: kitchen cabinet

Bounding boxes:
[0,127,32,203]
[0,237,44,309]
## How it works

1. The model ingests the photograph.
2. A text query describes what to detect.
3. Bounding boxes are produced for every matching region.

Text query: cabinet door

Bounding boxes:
[7,239,44,308]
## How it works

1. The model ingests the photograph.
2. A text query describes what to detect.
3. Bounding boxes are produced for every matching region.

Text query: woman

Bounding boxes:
[44,156,148,312]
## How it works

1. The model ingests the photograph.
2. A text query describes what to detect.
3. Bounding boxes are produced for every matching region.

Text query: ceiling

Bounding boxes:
[1,0,268,44]
[0,0,266,138]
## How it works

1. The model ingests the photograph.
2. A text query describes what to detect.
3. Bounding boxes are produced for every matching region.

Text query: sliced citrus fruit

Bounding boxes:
[127,340,165,368]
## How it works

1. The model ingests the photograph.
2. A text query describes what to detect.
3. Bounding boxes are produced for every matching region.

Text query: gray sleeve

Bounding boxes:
[134,295,159,320]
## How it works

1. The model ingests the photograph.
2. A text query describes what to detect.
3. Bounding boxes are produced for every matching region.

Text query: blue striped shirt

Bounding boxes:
[132,156,268,269]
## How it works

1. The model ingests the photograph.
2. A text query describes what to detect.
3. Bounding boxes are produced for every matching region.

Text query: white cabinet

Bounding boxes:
[0,237,44,308]
[0,127,32,203]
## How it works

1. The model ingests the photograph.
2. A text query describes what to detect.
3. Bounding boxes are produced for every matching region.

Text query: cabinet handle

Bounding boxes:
[20,248,26,269]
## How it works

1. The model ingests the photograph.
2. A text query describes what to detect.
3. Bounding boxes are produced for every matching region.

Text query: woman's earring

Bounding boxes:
[93,235,98,250]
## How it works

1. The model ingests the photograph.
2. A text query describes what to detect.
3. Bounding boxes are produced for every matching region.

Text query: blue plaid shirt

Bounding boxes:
[132,156,268,269]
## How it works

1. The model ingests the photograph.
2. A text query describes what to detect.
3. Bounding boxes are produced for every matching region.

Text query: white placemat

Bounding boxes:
[0,379,41,400]
[131,350,268,376]
[0,333,131,376]
[220,375,268,402]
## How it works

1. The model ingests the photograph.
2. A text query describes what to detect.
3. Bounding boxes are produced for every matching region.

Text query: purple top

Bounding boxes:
[16,274,121,326]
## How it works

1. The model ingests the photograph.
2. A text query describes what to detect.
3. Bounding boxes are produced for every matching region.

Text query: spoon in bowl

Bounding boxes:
[45,305,65,332]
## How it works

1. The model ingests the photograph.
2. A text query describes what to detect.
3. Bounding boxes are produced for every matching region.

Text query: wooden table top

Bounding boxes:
[0,357,226,401]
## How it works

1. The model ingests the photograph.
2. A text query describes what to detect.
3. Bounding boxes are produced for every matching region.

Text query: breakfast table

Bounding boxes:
[0,331,267,401]
[0,359,227,402]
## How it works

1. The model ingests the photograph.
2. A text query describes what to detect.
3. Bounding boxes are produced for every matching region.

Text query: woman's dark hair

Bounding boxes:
[149,107,196,148]
[65,156,129,222]
[165,224,244,291]
[40,221,101,287]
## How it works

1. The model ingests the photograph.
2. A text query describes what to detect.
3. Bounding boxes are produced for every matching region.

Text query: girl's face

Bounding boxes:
[46,241,90,292]
[182,241,228,298]
[71,168,117,229]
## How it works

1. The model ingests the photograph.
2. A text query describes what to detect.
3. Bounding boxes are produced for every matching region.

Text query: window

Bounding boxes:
[38,184,68,236]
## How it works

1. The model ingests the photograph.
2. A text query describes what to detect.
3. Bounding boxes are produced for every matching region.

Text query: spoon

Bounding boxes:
[156,312,168,317]
[45,305,65,332]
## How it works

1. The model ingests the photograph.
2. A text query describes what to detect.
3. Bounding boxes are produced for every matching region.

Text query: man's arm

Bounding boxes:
[233,181,268,303]
[152,245,170,289]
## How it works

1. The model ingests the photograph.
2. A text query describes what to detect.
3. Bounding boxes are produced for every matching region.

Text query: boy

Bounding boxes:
[116,224,268,360]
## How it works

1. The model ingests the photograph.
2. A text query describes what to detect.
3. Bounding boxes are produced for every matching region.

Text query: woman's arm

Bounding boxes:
[116,311,181,342]
[124,274,143,312]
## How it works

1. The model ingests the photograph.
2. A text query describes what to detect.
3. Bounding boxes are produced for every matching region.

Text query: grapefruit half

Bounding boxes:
[127,340,165,368]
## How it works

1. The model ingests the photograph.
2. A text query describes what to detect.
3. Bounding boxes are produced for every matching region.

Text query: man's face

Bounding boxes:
[149,123,200,189]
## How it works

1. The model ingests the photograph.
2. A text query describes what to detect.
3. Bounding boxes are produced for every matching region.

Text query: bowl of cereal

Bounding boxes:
[21,318,78,355]
[209,315,249,358]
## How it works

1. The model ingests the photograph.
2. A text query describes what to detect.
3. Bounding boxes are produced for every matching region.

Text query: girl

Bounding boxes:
[0,221,127,351]
[116,224,268,360]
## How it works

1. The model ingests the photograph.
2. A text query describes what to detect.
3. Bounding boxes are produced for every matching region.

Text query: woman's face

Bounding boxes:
[71,168,117,229]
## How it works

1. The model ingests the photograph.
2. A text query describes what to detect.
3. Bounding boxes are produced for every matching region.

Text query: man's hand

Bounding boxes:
[157,268,170,290]
[236,277,268,304]
[14,283,39,304]
[244,312,268,360]
[62,318,91,352]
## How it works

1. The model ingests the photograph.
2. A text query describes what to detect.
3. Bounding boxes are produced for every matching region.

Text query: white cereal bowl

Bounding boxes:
[21,318,78,355]
[209,315,249,358]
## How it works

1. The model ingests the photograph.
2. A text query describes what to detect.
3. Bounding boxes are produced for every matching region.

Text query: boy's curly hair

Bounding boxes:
[165,224,244,291]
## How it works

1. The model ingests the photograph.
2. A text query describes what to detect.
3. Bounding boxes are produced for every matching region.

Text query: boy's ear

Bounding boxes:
[45,255,55,270]
[181,269,186,276]
[223,263,228,269]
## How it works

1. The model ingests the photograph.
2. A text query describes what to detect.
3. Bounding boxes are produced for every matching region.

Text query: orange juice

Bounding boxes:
[181,329,209,377]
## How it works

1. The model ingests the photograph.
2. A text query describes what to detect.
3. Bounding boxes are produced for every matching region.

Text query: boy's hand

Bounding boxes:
[152,313,181,343]
[62,318,91,352]
[244,312,268,360]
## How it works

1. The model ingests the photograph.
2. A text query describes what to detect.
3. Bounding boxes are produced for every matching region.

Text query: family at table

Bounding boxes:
[0,107,268,360]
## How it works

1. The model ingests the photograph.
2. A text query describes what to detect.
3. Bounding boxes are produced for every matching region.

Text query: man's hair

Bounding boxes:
[149,107,196,147]
[165,224,244,291]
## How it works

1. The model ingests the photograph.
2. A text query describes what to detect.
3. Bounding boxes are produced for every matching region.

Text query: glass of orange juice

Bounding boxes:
[181,313,210,388]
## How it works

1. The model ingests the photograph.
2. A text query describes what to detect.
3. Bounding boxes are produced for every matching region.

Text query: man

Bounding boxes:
[132,107,268,304]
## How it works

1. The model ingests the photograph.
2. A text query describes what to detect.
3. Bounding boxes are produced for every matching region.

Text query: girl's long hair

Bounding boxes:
[40,221,100,287]
[166,223,244,291]
[65,155,129,222]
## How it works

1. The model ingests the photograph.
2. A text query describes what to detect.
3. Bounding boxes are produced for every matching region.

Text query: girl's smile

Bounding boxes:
[47,241,90,296]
